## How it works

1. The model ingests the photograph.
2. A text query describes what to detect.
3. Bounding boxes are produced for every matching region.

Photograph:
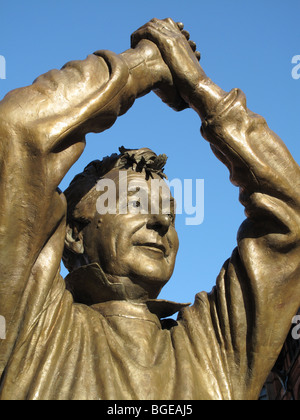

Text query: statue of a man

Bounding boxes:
[0,19,299,400]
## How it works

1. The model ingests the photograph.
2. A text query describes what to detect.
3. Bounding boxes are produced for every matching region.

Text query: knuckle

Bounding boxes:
[182,30,190,40]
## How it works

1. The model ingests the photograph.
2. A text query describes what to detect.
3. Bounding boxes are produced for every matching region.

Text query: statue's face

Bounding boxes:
[82,170,179,298]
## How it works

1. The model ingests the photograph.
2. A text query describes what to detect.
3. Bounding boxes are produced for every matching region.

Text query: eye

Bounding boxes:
[168,213,175,224]
[129,198,142,209]
[127,197,148,214]
[127,196,138,207]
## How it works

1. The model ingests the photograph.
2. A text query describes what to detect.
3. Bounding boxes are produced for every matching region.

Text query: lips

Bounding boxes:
[135,242,167,256]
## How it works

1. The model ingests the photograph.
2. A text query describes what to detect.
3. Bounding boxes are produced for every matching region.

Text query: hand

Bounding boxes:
[131,18,202,107]
[119,38,185,111]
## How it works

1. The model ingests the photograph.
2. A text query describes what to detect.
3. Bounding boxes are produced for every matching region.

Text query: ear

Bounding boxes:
[64,222,85,255]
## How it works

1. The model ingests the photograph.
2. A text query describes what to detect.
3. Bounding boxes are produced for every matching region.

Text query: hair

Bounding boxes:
[63,146,168,272]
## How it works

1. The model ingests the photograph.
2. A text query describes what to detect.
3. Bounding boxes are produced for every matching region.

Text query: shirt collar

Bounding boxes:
[65,262,190,319]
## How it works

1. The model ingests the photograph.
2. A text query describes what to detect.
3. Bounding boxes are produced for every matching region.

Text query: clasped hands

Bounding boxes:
[129,18,202,111]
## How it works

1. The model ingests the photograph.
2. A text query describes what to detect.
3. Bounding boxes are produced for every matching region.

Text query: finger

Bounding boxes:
[163,17,180,30]
[181,30,190,41]
[131,27,148,48]
[195,51,201,61]
[131,23,167,49]
[131,22,156,48]
[189,40,197,52]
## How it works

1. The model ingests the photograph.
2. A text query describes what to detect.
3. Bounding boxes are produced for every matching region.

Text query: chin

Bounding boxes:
[131,263,172,286]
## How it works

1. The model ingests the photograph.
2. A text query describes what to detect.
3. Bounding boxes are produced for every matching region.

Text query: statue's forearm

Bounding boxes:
[0,41,170,153]
[119,40,174,101]
[180,66,228,121]
[0,43,176,191]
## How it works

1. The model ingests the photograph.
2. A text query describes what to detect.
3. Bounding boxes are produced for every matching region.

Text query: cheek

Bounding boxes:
[169,229,179,253]
[106,236,140,277]
[165,231,179,269]
[100,219,139,267]
[113,217,145,254]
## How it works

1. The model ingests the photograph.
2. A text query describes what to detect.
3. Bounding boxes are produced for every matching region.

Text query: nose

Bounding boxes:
[146,213,171,236]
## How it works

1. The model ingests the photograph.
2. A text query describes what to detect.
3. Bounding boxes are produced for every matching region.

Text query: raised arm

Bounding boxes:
[0,40,178,185]
[133,19,300,399]
[0,37,181,378]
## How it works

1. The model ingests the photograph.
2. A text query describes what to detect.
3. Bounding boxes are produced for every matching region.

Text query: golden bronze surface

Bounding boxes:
[0,18,299,400]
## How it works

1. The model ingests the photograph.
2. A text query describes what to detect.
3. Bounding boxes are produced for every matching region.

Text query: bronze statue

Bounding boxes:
[0,18,299,400]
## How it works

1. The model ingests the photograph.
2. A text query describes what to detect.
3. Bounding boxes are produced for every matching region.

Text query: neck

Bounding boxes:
[105,273,151,302]
[65,262,152,305]
[64,262,191,319]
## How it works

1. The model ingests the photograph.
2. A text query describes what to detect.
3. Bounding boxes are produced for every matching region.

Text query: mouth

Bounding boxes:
[135,242,167,257]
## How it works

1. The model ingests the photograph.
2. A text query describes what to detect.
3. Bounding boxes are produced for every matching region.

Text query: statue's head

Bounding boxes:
[63,147,179,300]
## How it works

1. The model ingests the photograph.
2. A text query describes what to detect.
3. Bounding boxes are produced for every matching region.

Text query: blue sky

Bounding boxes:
[0,0,299,305]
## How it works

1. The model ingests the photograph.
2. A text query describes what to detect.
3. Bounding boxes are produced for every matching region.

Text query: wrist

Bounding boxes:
[182,74,227,121]
[120,40,173,97]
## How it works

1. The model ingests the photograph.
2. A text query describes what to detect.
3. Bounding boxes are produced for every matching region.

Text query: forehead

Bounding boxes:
[94,169,176,218]
[126,172,172,195]
[106,170,173,199]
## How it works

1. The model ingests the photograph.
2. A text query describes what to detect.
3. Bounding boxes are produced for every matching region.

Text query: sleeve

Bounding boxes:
[180,88,300,400]
[0,51,135,187]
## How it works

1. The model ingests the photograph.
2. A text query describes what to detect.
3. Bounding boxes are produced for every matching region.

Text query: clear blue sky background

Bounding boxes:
[0,1,299,305]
